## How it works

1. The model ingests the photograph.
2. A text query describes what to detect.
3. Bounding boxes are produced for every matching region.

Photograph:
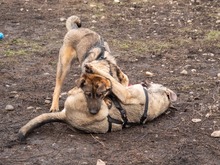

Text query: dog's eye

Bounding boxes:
[96,93,102,98]
[85,92,92,97]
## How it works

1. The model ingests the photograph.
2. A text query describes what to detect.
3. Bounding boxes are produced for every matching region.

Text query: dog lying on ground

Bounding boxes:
[50,15,129,112]
[18,64,177,140]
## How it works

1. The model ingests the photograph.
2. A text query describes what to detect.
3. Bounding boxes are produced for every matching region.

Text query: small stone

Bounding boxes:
[36,107,42,110]
[90,4,96,7]
[45,96,51,100]
[10,91,18,94]
[92,20,97,23]
[60,17,66,22]
[192,118,201,123]
[61,92,67,96]
[97,159,106,165]
[180,69,188,75]
[27,106,34,110]
[211,130,220,137]
[145,71,154,77]
[45,100,51,104]
[101,16,105,20]
[5,105,14,111]
[43,72,50,76]
[205,112,211,118]
[217,73,220,78]
[191,69,196,73]
[202,53,214,57]
[216,20,220,24]
[114,0,120,3]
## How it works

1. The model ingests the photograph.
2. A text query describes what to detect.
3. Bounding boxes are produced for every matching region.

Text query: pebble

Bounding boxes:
[36,107,42,110]
[211,130,220,137]
[217,73,220,78]
[10,91,18,94]
[45,100,51,104]
[46,96,51,100]
[216,20,220,24]
[145,71,154,77]
[202,53,214,57]
[27,106,34,110]
[90,4,96,8]
[192,118,201,123]
[61,92,67,96]
[97,159,106,165]
[180,69,188,75]
[191,69,196,73]
[101,16,105,20]
[43,72,50,76]
[205,112,211,118]
[5,105,14,111]
[114,0,120,3]
[60,17,66,22]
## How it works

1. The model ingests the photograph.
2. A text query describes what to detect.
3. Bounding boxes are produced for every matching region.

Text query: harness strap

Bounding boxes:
[140,87,149,124]
[109,93,128,128]
[82,38,106,61]
[107,115,123,132]
[107,86,149,131]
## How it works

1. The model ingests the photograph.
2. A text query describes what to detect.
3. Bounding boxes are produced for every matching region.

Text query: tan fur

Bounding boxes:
[18,69,177,140]
[50,15,129,112]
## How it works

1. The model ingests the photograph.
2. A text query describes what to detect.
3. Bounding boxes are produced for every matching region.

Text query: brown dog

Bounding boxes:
[18,68,177,140]
[50,15,128,112]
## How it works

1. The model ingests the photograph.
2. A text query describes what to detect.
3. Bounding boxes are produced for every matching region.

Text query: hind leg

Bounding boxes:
[50,45,76,112]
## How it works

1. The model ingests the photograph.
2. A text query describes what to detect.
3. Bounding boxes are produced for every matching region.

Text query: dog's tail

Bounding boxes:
[66,15,82,31]
[18,110,66,141]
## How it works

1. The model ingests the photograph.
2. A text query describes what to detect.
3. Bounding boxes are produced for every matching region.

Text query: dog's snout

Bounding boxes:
[89,108,99,115]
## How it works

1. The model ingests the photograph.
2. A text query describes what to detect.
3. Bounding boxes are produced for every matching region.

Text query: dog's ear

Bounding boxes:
[76,76,86,88]
[165,89,177,102]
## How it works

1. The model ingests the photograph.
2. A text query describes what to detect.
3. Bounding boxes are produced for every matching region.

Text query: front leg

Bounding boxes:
[50,45,75,112]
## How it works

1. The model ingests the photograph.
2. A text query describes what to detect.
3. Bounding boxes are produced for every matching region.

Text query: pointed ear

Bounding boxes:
[75,76,86,88]
[166,89,177,102]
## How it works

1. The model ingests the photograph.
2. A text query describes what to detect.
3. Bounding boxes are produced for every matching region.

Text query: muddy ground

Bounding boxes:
[0,0,220,164]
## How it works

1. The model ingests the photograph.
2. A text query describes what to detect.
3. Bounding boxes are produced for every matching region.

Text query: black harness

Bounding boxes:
[82,38,106,62]
[107,87,149,132]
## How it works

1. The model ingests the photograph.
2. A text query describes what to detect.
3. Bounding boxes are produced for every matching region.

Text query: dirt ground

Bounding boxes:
[0,0,220,164]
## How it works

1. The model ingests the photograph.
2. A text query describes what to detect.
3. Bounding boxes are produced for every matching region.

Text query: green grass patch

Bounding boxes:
[2,38,41,56]
[205,30,220,41]
[111,39,174,55]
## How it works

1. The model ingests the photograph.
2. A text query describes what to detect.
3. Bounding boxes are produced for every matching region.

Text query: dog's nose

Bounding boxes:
[89,109,99,115]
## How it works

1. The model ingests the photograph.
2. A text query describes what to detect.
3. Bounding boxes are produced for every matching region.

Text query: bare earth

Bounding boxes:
[0,0,220,165]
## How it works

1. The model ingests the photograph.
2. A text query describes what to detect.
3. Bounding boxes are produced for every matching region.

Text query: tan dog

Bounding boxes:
[18,66,177,140]
[50,15,128,112]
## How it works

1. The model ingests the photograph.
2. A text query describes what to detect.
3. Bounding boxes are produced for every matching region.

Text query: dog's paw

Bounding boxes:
[50,106,59,112]
[84,63,93,73]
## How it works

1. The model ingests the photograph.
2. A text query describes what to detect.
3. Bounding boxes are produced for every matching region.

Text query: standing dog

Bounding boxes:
[50,15,128,112]
[18,64,177,140]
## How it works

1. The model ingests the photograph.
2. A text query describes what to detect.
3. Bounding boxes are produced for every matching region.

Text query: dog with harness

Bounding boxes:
[50,15,129,112]
[18,63,177,140]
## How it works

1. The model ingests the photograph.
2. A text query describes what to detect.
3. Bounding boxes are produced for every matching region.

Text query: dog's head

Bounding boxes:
[76,74,112,115]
